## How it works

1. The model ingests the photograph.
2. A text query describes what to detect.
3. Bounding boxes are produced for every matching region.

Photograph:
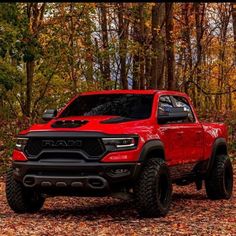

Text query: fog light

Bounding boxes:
[109,168,130,177]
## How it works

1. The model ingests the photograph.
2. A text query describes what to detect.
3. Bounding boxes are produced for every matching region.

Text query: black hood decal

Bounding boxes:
[51,120,88,128]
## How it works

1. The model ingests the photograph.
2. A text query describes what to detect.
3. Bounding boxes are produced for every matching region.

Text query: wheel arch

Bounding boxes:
[139,139,166,163]
[206,137,228,176]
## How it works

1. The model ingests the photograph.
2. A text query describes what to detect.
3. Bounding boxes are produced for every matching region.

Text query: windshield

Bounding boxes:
[60,94,154,119]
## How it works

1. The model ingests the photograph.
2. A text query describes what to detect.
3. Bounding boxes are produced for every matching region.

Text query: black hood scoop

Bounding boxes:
[51,120,88,128]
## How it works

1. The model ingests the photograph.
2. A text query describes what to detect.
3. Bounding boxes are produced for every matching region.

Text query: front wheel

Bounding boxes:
[6,169,45,213]
[205,155,233,200]
[134,158,172,217]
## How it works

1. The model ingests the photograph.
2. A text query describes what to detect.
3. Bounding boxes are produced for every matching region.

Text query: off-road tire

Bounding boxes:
[6,169,45,213]
[205,154,233,200]
[134,158,172,217]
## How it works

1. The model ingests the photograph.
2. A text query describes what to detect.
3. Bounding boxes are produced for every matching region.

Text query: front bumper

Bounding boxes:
[12,161,142,195]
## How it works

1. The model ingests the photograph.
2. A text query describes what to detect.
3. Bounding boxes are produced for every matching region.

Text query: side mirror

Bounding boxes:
[158,107,188,124]
[42,109,57,122]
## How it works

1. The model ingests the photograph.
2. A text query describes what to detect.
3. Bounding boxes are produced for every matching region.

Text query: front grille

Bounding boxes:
[25,137,105,158]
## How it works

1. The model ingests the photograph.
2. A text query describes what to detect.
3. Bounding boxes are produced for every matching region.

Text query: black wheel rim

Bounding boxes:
[157,173,169,207]
[224,163,233,194]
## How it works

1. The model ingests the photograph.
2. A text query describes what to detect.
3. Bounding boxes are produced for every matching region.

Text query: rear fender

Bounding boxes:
[206,137,227,177]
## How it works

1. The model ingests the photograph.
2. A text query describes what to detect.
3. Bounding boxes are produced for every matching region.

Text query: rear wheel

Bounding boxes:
[134,158,172,217]
[205,155,233,200]
[6,169,45,213]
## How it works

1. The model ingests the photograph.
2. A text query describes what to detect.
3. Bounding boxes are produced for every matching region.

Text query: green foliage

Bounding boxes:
[0,4,21,59]
[0,118,31,174]
[20,36,43,62]
[0,3,18,26]
[0,60,22,92]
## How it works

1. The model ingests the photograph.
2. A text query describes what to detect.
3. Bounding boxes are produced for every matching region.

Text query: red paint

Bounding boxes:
[101,150,141,162]
[12,150,28,161]
[17,90,227,165]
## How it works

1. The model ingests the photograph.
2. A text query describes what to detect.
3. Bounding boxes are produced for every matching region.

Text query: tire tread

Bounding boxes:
[6,168,44,213]
[134,158,172,217]
[205,155,233,200]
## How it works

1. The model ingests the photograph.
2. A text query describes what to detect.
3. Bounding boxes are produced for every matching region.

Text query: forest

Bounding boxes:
[0,2,236,170]
[0,3,236,235]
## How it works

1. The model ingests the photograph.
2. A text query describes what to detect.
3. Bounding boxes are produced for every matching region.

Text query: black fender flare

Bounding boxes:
[206,137,227,176]
[139,139,165,162]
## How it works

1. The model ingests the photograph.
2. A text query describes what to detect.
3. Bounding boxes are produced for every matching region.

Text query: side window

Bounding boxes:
[158,96,174,115]
[172,96,195,123]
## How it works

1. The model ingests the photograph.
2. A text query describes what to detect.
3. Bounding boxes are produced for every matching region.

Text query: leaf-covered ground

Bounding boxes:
[0,167,235,236]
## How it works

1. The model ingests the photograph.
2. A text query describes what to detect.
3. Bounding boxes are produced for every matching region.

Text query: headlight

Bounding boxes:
[15,138,28,151]
[102,137,138,151]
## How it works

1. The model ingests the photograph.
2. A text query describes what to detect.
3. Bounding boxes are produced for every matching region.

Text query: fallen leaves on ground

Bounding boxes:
[0,166,235,236]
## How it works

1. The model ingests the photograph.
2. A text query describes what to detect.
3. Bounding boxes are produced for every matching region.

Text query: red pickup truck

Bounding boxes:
[6,90,233,217]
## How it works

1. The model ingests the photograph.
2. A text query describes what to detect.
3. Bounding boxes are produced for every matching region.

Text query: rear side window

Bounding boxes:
[158,95,195,124]
[172,96,195,123]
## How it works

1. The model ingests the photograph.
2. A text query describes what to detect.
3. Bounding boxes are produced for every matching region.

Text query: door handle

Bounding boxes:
[177,131,184,135]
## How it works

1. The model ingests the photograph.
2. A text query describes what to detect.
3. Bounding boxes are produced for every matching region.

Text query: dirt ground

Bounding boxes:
[0,169,235,236]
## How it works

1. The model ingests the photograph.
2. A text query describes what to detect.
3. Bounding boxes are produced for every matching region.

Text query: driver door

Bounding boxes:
[157,95,185,165]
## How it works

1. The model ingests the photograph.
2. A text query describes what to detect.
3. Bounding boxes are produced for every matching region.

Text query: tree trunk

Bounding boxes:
[24,3,46,117]
[139,4,145,89]
[182,3,193,94]
[145,52,151,88]
[132,54,140,89]
[144,13,151,88]
[25,61,34,116]
[150,3,165,89]
[165,3,175,90]
[100,3,111,89]
[118,3,129,89]
[131,3,146,89]
[69,3,77,94]
[132,4,140,89]
[85,34,94,88]
[231,3,236,64]
[194,3,205,108]
[217,4,230,111]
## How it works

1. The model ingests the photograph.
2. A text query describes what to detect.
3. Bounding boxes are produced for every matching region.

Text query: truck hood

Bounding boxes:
[20,116,153,135]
